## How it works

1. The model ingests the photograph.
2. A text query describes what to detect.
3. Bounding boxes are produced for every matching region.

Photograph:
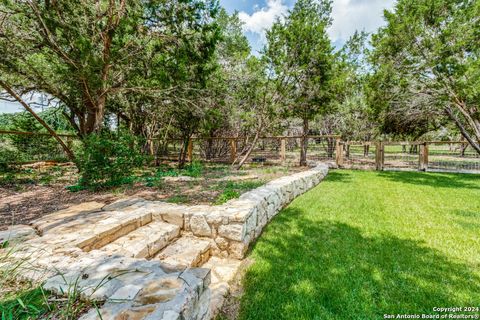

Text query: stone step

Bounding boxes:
[100,221,180,259]
[202,257,243,318]
[154,236,212,270]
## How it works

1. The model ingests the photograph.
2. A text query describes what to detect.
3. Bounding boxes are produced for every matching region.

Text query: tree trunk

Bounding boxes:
[0,81,76,162]
[445,106,480,155]
[178,135,191,169]
[300,117,309,166]
[236,130,260,170]
[84,107,104,134]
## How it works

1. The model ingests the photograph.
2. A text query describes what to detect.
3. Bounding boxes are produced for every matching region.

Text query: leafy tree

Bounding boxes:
[265,0,337,165]
[0,0,219,136]
[370,0,480,153]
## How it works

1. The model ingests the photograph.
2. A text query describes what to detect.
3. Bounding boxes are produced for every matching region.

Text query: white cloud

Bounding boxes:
[238,0,288,35]
[328,0,396,43]
[237,0,396,50]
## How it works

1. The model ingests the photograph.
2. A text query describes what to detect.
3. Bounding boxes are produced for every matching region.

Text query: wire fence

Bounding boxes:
[340,141,480,173]
[0,130,77,165]
[427,142,480,172]
[153,136,339,165]
[1,130,479,174]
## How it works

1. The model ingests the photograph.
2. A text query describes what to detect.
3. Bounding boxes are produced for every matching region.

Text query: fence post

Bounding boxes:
[280,138,286,164]
[187,138,193,162]
[335,139,344,167]
[229,139,237,163]
[419,142,429,171]
[375,141,384,171]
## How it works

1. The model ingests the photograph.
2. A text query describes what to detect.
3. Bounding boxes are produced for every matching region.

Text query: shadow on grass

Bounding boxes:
[377,171,480,190]
[453,210,480,218]
[322,170,353,183]
[239,207,480,320]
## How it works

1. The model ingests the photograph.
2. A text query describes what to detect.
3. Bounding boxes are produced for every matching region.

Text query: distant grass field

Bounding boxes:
[239,170,480,320]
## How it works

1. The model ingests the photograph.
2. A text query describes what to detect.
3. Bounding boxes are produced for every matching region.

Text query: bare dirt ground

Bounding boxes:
[0,163,304,229]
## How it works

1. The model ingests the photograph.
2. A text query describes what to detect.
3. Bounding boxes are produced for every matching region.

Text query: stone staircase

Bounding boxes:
[1,163,330,320]
[100,220,180,259]
[154,236,212,270]
[31,202,237,319]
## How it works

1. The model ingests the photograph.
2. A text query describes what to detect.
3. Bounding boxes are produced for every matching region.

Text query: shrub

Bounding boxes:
[214,180,264,205]
[75,133,146,189]
[183,161,203,177]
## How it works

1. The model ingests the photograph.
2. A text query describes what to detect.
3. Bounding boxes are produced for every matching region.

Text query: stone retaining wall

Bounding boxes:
[0,163,329,320]
[145,163,329,259]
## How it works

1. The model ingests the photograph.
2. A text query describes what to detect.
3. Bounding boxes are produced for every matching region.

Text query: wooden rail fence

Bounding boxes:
[1,130,478,173]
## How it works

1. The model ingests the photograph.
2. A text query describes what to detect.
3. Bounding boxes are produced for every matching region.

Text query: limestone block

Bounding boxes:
[227,207,254,223]
[160,211,184,228]
[191,287,211,320]
[161,310,181,320]
[164,176,196,182]
[32,202,104,234]
[245,209,258,235]
[257,209,268,228]
[133,277,183,306]
[109,284,143,301]
[203,257,242,285]
[188,267,212,290]
[156,237,211,269]
[0,225,37,245]
[205,210,224,226]
[214,237,229,250]
[228,242,247,259]
[190,215,211,237]
[102,198,146,211]
[265,202,277,220]
[218,224,245,242]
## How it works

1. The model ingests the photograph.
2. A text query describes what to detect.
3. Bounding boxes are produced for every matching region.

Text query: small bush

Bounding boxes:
[154,161,203,179]
[214,189,240,205]
[214,180,264,205]
[75,133,146,189]
[183,161,203,177]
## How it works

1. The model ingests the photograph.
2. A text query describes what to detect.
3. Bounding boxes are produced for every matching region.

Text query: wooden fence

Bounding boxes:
[337,140,480,173]
[1,130,479,173]
[155,135,341,165]
[0,129,77,165]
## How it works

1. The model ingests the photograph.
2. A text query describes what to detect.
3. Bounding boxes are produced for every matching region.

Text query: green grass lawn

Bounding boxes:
[238,170,480,320]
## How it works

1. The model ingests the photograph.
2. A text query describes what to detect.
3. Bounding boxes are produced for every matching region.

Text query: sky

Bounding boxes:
[0,0,396,114]
[221,0,396,54]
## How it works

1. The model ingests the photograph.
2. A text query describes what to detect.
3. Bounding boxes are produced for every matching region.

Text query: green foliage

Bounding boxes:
[166,195,189,204]
[183,161,203,178]
[0,287,48,319]
[214,180,264,205]
[265,0,337,121]
[75,133,146,189]
[0,0,221,136]
[0,110,75,164]
[369,0,480,149]
[155,161,203,178]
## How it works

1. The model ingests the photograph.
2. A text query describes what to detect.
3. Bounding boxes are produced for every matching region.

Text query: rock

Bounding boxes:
[164,176,196,182]
[133,277,183,306]
[214,237,229,250]
[0,225,37,245]
[32,202,104,234]
[203,257,242,285]
[102,198,145,212]
[218,224,245,242]
[156,237,212,269]
[109,284,143,301]
[228,242,247,259]
[190,215,211,237]
[218,174,259,182]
